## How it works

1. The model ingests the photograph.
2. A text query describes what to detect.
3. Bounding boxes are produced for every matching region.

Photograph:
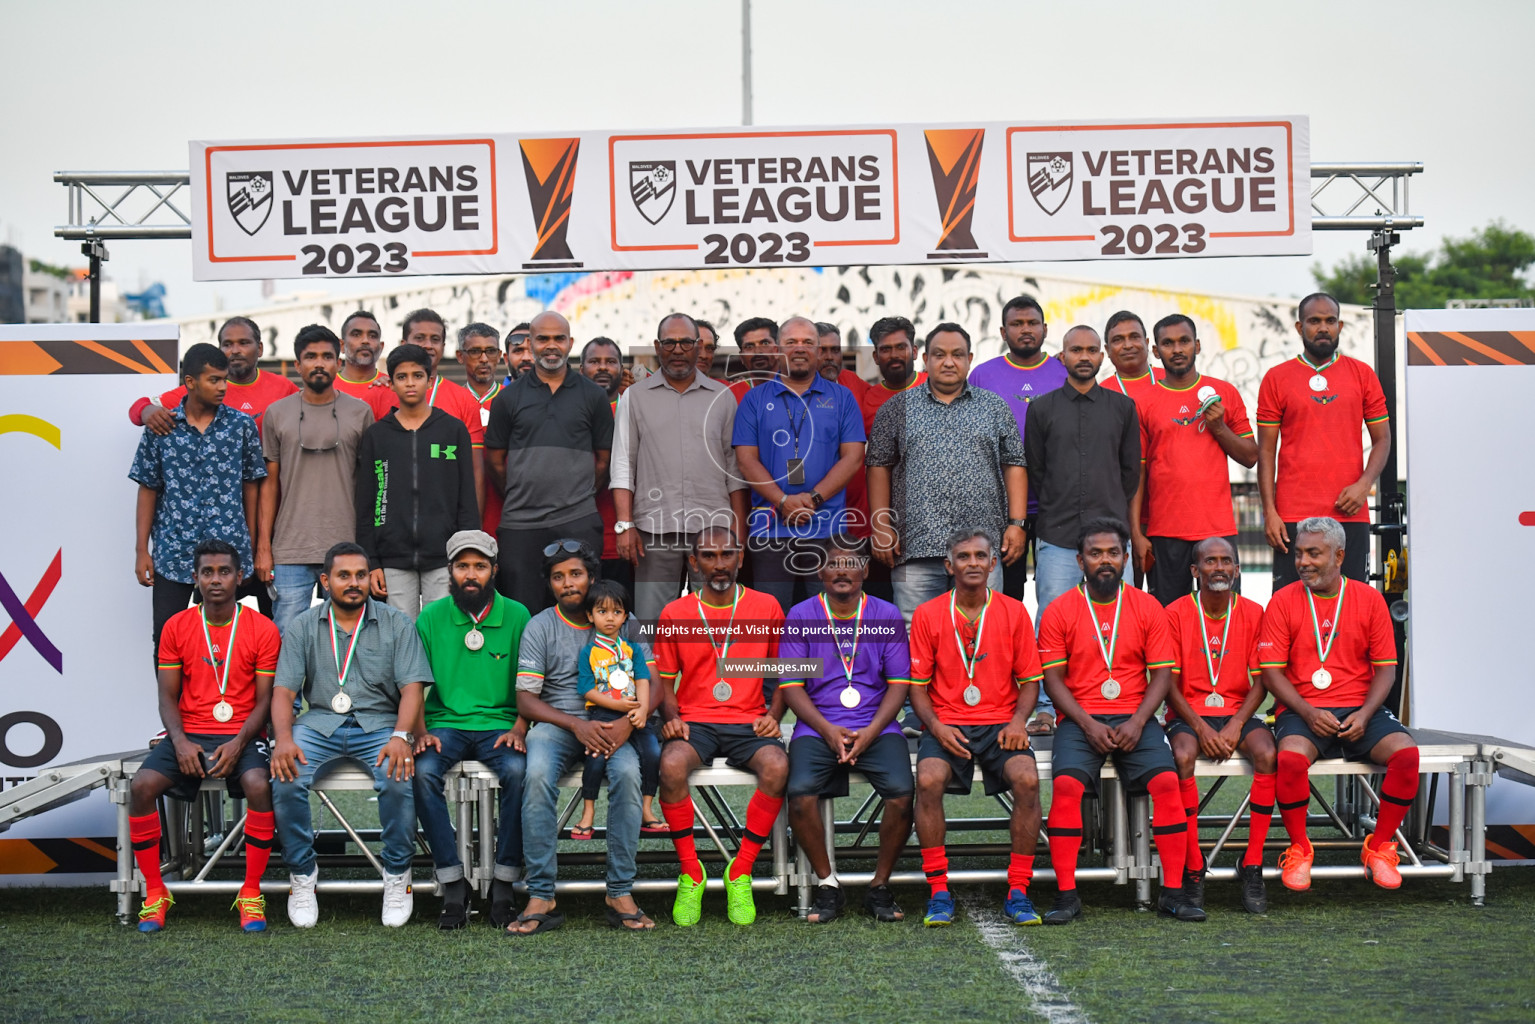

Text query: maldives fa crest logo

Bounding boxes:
[629,161,677,225]
[226,171,274,236]
[1026,153,1072,216]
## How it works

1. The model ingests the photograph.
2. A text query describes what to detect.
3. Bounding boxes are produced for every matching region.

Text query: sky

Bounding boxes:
[3,0,1532,318]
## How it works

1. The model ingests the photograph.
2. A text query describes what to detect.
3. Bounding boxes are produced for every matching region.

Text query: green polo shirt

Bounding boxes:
[416,592,531,731]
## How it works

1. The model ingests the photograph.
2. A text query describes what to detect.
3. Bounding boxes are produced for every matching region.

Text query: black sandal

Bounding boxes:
[605,905,655,931]
[504,910,565,935]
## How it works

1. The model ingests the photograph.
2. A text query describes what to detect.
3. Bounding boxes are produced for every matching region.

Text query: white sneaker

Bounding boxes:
[288,870,319,928]
[381,871,414,927]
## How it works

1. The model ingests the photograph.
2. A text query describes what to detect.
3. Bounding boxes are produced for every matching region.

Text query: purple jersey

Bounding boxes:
[969,353,1069,513]
[779,594,911,741]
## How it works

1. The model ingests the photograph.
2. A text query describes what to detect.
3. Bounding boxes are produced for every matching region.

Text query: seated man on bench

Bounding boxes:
[1259,516,1416,892]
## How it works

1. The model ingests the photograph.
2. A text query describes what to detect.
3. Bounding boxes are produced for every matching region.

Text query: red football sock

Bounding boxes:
[242,810,275,896]
[130,812,164,898]
[1147,771,1188,888]
[1244,773,1277,867]
[661,797,703,883]
[1047,775,1085,892]
[1008,852,1034,892]
[1373,746,1420,846]
[921,846,949,897]
[1180,775,1204,873]
[729,790,784,880]
[1277,750,1313,852]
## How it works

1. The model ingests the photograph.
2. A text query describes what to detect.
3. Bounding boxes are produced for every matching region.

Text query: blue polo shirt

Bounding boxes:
[732,373,865,538]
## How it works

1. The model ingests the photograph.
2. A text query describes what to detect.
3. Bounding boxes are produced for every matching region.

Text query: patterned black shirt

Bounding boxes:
[866,381,1026,563]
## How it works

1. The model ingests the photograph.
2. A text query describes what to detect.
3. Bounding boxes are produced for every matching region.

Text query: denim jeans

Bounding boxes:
[1034,540,1085,624]
[414,727,526,884]
[522,721,641,900]
[271,719,415,876]
[890,556,1004,624]
[272,563,323,636]
[581,719,661,801]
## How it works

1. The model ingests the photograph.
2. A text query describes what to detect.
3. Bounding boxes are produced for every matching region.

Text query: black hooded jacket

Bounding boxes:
[354,407,479,571]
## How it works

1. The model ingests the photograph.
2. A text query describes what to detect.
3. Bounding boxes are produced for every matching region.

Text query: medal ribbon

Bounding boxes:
[1081,583,1123,676]
[470,598,493,626]
[1305,576,1346,668]
[200,605,242,699]
[1192,592,1233,695]
[593,633,625,658]
[1297,352,1340,374]
[329,605,364,692]
[818,593,865,682]
[695,584,742,664]
[428,377,442,407]
[474,381,500,406]
[949,588,992,681]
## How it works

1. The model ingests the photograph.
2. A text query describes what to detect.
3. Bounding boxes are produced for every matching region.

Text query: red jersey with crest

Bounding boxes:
[909,590,1042,725]
[1038,583,1175,715]
[1137,374,1252,540]
[1166,593,1264,721]
[156,606,281,734]
[654,586,782,724]
[1257,579,1397,711]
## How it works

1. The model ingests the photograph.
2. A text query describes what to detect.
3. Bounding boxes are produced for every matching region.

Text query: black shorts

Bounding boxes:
[136,733,271,803]
[916,723,1036,797]
[1052,715,1176,793]
[1165,714,1270,745]
[1274,706,1409,761]
[673,722,783,771]
[788,732,914,799]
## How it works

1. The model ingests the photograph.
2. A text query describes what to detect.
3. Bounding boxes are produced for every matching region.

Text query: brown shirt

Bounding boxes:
[261,392,373,564]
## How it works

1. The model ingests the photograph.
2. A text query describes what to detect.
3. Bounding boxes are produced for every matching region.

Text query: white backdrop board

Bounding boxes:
[191,115,1309,280]
[0,324,175,882]
[1406,308,1535,836]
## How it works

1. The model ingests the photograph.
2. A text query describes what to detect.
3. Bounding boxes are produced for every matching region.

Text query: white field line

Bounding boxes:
[958,892,1092,1024]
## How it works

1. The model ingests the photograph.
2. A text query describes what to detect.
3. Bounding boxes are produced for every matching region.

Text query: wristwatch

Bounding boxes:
[614,521,635,534]
[391,730,415,745]
[1007,518,1028,530]
[809,490,825,509]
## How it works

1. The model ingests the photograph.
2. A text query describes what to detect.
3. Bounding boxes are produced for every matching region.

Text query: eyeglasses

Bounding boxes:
[462,346,501,359]
[658,338,699,352]
[298,403,341,453]
[542,539,587,558]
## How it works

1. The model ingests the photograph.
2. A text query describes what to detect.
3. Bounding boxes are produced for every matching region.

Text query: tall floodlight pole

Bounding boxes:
[742,0,753,125]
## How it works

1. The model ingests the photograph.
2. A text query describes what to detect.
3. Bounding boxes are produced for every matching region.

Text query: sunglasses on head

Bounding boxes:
[543,539,586,558]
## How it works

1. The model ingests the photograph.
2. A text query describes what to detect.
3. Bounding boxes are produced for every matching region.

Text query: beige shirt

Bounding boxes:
[610,372,746,536]
[261,392,373,564]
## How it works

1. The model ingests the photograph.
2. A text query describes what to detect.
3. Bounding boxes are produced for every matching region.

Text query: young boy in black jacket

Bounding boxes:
[356,344,481,620]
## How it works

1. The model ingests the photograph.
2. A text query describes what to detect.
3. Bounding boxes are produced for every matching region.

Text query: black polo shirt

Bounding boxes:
[1022,382,1140,549]
[485,368,613,530]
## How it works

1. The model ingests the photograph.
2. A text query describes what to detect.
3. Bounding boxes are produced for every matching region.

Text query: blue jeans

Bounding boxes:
[581,717,661,801]
[891,556,1004,624]
[522,721,641,900]
[414,728,526,884]
[271,719,416,876]
[272,563,323,636]
[1034,540,1084,625]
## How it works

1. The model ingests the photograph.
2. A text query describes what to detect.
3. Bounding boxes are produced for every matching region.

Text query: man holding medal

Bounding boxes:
[411,530,532,930]
[1128,315,1257,605]
[1258,516,1416,891]
[129,539,282,932]
[908,528,1045,928]
[1038,517,1201,923]
[1164,537,1276,914]
[655,526,788,927]
[778,536,914,924]
[270,542,431,929]
[1256,293,1392,590]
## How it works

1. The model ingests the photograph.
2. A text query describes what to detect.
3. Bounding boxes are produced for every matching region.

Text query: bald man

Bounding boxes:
[485,311,614,612]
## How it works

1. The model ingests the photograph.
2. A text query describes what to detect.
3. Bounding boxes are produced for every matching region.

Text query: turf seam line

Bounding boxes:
[957,891,1093,1024]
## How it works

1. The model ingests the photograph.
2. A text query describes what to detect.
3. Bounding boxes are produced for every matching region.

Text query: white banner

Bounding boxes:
[191,115,1309,280]
[0,324,175,881]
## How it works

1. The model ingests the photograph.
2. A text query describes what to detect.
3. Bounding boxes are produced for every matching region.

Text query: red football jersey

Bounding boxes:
[909,590,1043,726]
[859,373,926,432]
[1166,593,1264,721]
[146,369,297,433]
[1258,578,1397,711]
[1038,583,1175,715]
[1137,375,1253,540]
[333,373,397,420]
[370,376,487,447]
[654,586,783,724]
[156,606,281,734]
[1255,355,1388,524]
[1101,367,1165,401]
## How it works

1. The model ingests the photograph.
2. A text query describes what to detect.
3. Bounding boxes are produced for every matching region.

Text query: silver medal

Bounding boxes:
[331,691,353,713]
[840,684,861,709]
[1100,677,1122,700]
[1308,373,1328,392]
[963,684,982,707]
[1311,668,1332,690]
[1204,692,1225,709]
[464,628,485,651]
[480,406,491,427]
[712,680,733,702]
[212,699,234,723]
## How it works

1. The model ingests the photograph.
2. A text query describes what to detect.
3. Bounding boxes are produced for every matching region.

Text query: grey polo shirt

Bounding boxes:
[484,369,614,530]
[516,606,653,717]
[275,598,434,736]
[609,372,746,536]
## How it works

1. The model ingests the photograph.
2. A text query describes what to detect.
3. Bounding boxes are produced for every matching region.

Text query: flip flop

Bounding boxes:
[641,820,671,834]
[504,911,565,936]
[605,905,656,931]
[569,825,595,840]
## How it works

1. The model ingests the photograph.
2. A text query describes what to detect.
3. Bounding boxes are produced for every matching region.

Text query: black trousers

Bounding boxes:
[1271,522,1371,590]
[1000,515,1038,602]
[496,512,605,614]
